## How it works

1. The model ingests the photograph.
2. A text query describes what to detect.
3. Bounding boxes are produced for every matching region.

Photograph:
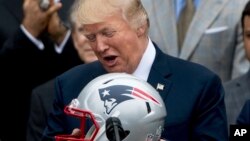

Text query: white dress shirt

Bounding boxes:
[133,37,156,81]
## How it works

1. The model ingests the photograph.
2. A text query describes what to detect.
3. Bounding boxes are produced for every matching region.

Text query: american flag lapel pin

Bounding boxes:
[156,83,164,90]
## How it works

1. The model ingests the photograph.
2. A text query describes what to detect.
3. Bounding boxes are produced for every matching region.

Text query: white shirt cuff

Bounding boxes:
[20,25,44,50]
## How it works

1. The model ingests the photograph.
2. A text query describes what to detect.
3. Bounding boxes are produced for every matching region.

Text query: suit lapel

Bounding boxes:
[147,70,172,103]
[180,0,228,59]
[147,46,172,102]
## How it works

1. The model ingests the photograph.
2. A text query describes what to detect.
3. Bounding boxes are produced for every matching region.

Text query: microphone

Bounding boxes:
[105,117,126,141]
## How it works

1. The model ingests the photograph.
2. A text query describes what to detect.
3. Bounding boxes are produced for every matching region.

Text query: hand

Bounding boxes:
[22,0,62,37]
[47,12,68,45]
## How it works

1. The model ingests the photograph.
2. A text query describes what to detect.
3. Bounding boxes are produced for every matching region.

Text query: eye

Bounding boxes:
[85,34,96,42]
[102,30,116,38]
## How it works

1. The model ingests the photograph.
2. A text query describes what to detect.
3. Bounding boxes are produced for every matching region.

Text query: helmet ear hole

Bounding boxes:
[146,102,151,113]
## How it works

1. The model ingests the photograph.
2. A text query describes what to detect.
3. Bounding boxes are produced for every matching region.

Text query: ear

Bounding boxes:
[136,24,147,37]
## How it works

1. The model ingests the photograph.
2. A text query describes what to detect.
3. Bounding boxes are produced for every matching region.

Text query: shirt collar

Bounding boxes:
[132,37,156,81]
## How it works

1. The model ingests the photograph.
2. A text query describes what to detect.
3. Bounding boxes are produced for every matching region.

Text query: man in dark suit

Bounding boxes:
[224,68,250,128]
[42,0,228,140]
[224,0,250,129]
[235,1,250,126]
[0,0,80,141]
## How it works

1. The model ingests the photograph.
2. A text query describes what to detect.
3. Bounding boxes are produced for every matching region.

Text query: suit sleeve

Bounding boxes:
[42,77,70,141]
[26,89,45,141]
[192,74,228,140]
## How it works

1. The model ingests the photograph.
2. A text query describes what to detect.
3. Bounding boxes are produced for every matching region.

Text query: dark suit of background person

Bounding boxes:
[237,99,250,125]
[26,79,56,141]
[42,46,228,141]
[141,0,249,82]
[224,69,250,130]
[235,2,250,126]
[0,0,80,141]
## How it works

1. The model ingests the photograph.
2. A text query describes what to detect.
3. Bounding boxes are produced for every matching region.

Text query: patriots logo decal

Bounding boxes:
[99,85,160,114]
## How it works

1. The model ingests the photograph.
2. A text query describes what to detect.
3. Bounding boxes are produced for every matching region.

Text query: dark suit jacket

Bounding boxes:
[237,99,250,125]
[42,45,228,141]
[224,69,250,127]
[26,79,56,141]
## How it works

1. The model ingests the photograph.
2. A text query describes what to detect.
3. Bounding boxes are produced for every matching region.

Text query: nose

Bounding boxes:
[95,35,109,52]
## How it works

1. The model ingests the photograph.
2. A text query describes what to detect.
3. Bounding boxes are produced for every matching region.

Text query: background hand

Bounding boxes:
[22,0,62,37]
[47,12,68,45]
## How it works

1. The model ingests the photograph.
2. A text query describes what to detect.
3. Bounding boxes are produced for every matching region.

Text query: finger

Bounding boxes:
[71,128,82,137]
[23,0,32,4]
[46,2,62,16]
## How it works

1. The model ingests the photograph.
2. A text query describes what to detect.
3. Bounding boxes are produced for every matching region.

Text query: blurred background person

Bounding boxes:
[0,0,83,140]
[71,22,97,64]
[26,6,98,139]
[224,0,250,130]
[141,0,249,82]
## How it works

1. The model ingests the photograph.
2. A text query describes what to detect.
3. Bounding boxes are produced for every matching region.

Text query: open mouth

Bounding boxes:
[104,56,116,61]
[103,55,117,66]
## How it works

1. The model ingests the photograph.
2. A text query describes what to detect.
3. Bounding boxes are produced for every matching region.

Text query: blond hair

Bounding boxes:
[73,0,149,31]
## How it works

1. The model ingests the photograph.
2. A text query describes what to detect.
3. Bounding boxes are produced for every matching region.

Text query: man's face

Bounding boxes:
[82,13,145,73]
[72,22,98,64]
[243,16,250,61]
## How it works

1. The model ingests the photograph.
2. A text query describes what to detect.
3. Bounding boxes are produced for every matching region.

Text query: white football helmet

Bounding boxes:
[55,73,167,141]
